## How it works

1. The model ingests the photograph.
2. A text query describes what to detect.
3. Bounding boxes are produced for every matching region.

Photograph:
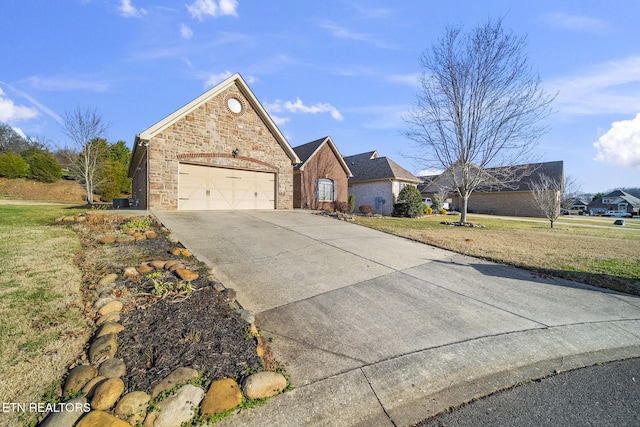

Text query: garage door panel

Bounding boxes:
[179,164,275,210]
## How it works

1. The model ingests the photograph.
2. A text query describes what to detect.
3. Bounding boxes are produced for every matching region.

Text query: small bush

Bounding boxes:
[334,200,348,213]
[0,152,28,178]
[440,209,448,215]
[392,186,425,218]
[431,195,442,212]
[425,206,433,215]
[348,194,355,213]
[24,151,62,183]
[359,204,373,215]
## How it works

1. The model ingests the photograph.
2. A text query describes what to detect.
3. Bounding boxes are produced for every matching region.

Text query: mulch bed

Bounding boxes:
[72,211,264,395]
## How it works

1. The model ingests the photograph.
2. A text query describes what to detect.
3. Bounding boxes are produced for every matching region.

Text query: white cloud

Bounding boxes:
[0,87,39,122]
[204,71,233,88]
[549,56,640,116]
[180,23,194,39]
[283,97,343,121]
[24,75,111,92]
[542,12,608,32]
[594,113,640,169]
[119,0,147,18]
[186,0,238,21]
[269,115,290,127]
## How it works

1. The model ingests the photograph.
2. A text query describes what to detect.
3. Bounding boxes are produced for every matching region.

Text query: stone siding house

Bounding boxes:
[344,151,421,215]
[127,73,300,210]
[419,161,564,217]
[292,136,352,210]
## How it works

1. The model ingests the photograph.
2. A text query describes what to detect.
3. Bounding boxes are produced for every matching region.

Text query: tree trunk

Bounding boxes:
[460,195,469,224]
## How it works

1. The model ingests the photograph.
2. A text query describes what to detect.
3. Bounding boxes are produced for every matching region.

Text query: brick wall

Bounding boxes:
[146,84,294,210]
[294,142,349,209]
[451,191,552,217]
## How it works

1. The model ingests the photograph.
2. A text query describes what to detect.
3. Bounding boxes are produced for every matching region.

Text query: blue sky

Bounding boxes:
[2,0,640,193]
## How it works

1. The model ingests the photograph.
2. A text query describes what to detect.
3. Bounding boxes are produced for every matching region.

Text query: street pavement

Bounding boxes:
[418,357,640,426]
[153,209,640,426]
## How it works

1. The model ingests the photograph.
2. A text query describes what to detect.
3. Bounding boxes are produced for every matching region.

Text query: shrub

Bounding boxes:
[440,209,448,215]
[392,186,425,218]
[334,201,348,213]
[359,204,373,215]
[431,195,442,212]
[425,206,433,215]
[0,152,28,178]
[23,151,62,183]
[348,194,355,213]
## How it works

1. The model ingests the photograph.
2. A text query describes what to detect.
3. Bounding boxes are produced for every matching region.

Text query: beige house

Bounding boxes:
[344,151,421,215]
[128,73,300,210]
[419,160,564,217]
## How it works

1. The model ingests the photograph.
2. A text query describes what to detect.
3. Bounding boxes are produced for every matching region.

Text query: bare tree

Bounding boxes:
[561,175,582,209]
[61,107,109,203]
[529,173,562,228]
[403,18,555,223]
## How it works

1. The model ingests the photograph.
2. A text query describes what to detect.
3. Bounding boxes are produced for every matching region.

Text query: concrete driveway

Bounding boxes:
[154,210,640,426]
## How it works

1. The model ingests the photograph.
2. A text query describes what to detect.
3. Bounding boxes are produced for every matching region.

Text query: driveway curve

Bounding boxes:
[154,209,640,427]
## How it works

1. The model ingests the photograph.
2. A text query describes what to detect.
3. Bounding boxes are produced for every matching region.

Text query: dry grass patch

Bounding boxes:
[353,214,640,295]
[0,204,89,427]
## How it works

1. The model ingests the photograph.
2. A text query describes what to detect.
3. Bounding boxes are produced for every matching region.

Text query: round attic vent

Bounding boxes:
[226,97,244,114]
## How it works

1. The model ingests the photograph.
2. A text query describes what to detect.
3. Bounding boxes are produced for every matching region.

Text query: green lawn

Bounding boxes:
[0,204,90,426]
[352,213,640,295]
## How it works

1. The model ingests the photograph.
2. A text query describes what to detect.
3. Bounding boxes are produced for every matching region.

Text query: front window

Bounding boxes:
[317,178,334,202]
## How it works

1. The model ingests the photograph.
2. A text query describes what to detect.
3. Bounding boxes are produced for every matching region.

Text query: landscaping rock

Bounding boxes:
[90,377,125,410]
[97,300,123,316]
[123,267,139,280]
[95,312,120,326]
[99,235,116,244]
[163,260,179,270]
[200,378,242,417]
[39,396,88,427]
[81,376,106,398]
[94,322,124,338]
[97,358,126,378]
[150,367,199,398]
[170,247,192,257]
[146,230,158,239]
[175,268,198,282]
[115,391,150,426]
[98,273,118,287]
[236,308,254,324]
[147,384,204,427]
[149,260,166,269]
[168,263,185,272]
[89,333,118,363]
[63,365,97,395]
[116,235,136,244]
[222,288,236,302]
[241,372,287,400]
[136,263,154,274]
[75,409,131,427]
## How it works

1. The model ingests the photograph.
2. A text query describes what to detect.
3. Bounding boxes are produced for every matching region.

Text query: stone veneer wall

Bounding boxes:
[146,84,294,210]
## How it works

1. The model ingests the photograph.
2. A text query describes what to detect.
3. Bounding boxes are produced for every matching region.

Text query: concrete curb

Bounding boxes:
[217,321,640,427]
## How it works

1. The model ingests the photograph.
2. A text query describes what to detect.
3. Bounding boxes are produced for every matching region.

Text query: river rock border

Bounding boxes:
[39,215,287,427]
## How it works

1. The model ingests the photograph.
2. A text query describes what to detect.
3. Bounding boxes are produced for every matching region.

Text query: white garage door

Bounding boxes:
[178,164,275,210]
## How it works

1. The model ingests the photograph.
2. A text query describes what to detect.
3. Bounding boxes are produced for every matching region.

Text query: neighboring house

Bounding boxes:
[587,190,640,216]
[571,199,590,212]
[127,73,300,211]
[292,136,352,210]
[419,160,564,217]
[344,151,421,215]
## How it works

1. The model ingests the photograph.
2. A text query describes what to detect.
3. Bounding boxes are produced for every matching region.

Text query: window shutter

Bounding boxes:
[333,180,338,201]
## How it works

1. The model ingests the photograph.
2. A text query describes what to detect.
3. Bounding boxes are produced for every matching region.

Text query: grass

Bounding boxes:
[0,204,90,427]
[352,213,640,295]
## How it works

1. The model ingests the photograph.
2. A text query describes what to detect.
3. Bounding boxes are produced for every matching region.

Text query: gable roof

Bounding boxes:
[588,190,640,209]
[292,136,352,177]
[344,151,420,184]
[129,73,300,176]
[420,160,564,194]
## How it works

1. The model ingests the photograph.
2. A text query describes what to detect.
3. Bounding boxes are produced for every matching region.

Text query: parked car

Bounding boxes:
[605,211,632,217]
[560,208,570,215]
